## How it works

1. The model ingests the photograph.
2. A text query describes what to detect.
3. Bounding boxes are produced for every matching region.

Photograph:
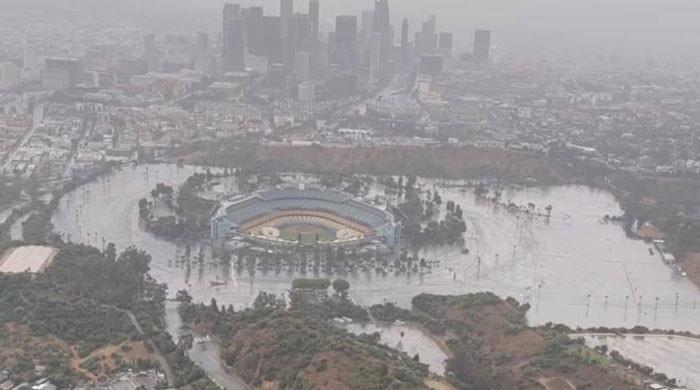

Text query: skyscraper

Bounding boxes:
[401,18,410,65]
[309,0,320,42]
[334,15,357,69]
[280,0,294,39]
[308,0,320,72]
[285,13,311,71]
[223,4,244,71]
[474,30,492,63]
[439,32,453,58]
[223,16,245,71]
[372,0,390,34]
[415,15,437,55]
[223,3,240,53]
[243,7,265,56]
[372,0,391,68]
[263,16,283,63]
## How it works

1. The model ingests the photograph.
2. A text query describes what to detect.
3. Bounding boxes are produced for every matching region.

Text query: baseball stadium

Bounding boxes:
[211,188,398,247]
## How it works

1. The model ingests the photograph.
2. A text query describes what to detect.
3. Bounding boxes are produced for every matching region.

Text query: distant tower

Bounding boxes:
[223,18,245,71]
[195,32,211,73]
[223,3,240,57]
[474,30,492,63]
[439,32,453,59]
[372,0,391,67]
[401,18,410,64]
[280,0,294,39]
[263,16,283,63]
[309,0,320,42]
[308,0,320,72]
[242,7,265,56]
[372,0,390,34]
[334,15,358,69]
[223,4,244,71]
[284,13,311,72]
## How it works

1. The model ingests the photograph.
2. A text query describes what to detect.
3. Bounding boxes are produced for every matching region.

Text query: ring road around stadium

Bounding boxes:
[211,188,399,247]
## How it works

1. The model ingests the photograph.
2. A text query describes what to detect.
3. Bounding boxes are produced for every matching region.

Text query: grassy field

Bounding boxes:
[279,223,336,244]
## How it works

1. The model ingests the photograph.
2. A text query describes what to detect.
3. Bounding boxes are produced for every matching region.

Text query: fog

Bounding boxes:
[2,0,699,62]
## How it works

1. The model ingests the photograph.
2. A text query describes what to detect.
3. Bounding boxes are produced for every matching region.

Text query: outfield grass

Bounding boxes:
[279,223,336,244]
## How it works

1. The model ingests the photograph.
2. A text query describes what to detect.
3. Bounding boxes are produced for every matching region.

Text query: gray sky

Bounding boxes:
[2,0,699,62]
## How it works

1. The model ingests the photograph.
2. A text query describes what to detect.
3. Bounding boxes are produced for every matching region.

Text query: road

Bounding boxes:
[119,308,176,387]
[188,335,251,390]
[1,102,45,174]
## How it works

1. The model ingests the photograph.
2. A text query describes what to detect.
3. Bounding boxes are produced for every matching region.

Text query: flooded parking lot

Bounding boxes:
[342,321,449,375]
[579,333,700,389]
[52,164,700,333]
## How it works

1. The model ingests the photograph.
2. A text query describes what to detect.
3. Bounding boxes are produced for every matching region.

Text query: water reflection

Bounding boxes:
[52,164,700,333]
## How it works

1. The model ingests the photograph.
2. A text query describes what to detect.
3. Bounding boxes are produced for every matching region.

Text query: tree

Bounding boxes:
[332,279,350,297]
[545,205,553,217]
[105,243,116,262]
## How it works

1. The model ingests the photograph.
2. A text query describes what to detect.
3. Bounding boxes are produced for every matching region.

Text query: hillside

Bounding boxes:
[0,243,214,389]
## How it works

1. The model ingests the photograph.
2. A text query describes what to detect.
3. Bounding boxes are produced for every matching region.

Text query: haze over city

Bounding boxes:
[1,1,700,390]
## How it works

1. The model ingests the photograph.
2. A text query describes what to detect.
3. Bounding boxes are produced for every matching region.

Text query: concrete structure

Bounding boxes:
[474,29,492,62]
[212,188,398,246]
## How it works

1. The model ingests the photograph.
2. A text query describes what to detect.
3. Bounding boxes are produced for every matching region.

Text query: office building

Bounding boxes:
[280,0,294,39]
[243,7,265,56]
[439,32,453,58]
[309,0,320,42]
[334,15,357,69]
[263,16,283,63]
[420,53,443,77]
[44,57,83,87]
[372,0,391,66]
[474,29,491,62]
[223,4,241,62]
[223,15,245,71]
[285,13,311,71]
[401,18,410,65]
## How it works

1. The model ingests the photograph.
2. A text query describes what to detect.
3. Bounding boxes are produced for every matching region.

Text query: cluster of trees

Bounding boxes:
[397,185,467,246]
[175,284,429,390]
[138,180,210,240]
[0,241,220,389]
[0,244,159,387]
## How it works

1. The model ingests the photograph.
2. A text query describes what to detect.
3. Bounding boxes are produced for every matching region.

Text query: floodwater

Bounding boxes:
[342,321,449,375]
[52,164,700,334]
[579,333,700,389]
